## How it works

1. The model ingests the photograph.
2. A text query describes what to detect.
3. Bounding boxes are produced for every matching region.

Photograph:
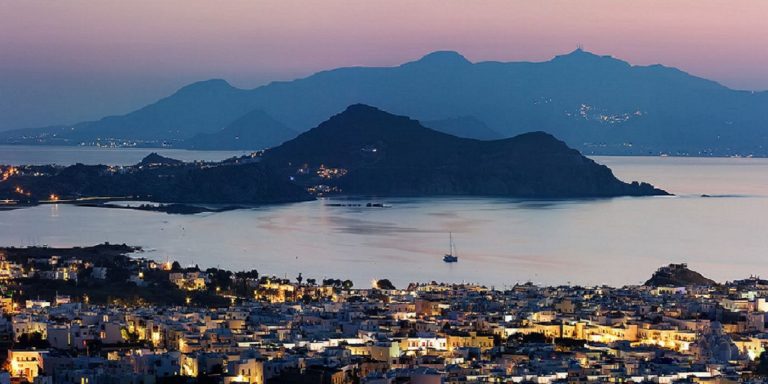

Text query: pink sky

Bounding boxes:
[1,0,767,129]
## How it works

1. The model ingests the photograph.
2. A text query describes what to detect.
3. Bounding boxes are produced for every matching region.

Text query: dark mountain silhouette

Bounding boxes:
[137,153,183,167]
[263,105,668,197]
[645,264,716,287]
[0,158,312,205]
[0,105,669,204]
[184,109,297,150]
[6,49,766,155]
[422,116,503,140]
[0,79,258,146]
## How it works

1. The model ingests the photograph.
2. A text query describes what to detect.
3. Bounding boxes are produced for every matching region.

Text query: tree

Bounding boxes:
[240,269,259,279]
[757,351,768,375]
[342,280,354,290]
[16,332,49,349]
[106,266,131,283]
[296,273,303,285]
[554,337,584,351]
[508,332,548,346]
[206,268,233,291]
[376,279,396,290]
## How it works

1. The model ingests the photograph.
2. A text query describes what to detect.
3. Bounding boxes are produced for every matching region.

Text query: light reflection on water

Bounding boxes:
[0,154,767,288]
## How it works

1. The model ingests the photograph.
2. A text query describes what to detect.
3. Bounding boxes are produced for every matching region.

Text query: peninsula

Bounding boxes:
[0,105,667,209]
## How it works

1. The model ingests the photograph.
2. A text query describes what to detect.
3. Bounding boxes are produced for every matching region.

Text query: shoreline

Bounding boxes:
[0,143,765,160]
[0,243,726,292]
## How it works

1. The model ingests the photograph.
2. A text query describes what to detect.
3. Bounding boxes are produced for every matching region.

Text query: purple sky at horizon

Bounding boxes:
[1,0,767,130]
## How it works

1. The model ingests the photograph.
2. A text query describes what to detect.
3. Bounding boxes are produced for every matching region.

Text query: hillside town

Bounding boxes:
[1,247,768,383]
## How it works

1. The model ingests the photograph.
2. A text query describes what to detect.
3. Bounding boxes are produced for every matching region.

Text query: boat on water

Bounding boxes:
[443,232,458,263]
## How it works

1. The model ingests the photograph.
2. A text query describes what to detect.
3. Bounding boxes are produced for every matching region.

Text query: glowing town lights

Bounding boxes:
[185,297,191,305]
[316,165,348,179]
[49,194,59,201]
[1,166,19,181]
[13,186,32,197]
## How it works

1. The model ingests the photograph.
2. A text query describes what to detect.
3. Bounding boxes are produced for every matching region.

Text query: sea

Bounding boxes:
[1,145,767,288]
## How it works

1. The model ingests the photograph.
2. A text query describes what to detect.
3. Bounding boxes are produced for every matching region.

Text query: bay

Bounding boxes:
[1,145,766,288]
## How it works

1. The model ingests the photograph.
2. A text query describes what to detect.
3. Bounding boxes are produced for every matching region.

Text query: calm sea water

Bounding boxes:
[1,146,766,288]
[0,145,249,165]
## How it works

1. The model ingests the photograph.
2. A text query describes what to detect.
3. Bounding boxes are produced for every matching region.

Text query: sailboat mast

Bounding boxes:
[442,232,459,262]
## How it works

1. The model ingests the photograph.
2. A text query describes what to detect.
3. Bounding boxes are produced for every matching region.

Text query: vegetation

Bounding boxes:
[1,244,352,307]
[0,155,312,205]
[375,279,396,290]
[15,332,49,349]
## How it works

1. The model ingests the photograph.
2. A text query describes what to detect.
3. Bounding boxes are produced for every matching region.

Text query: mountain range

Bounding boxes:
[4,48,766,155]
[0,105,667,204]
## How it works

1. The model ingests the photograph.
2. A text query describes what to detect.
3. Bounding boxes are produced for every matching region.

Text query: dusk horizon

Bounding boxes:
[1,46,765,132]
[3,0,768,131]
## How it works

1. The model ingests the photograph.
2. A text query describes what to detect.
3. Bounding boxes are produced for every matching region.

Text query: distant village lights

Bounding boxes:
[1,166,19,181]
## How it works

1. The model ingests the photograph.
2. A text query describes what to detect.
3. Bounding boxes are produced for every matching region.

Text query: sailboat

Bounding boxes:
[443,232,458,263]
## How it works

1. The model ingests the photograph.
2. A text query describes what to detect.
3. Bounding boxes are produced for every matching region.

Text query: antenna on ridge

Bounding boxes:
[576,43,584,51]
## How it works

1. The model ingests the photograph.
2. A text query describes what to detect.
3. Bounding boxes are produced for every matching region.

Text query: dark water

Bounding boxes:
[1,146,766,288]
[0,145,248,165]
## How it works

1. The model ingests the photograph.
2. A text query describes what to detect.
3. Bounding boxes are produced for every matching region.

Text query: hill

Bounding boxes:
[5,49,768,155]
[262,105,668,198]
[644,263,717,286]
[0,155,312,205]
[0,79,259,147]
[184,109,297,150]
[137,152,183,167]
[0,106,669,203]
[421,116,502,140]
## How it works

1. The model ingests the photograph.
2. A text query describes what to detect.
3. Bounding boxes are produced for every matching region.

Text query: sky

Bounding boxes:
[1,0,767,131]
